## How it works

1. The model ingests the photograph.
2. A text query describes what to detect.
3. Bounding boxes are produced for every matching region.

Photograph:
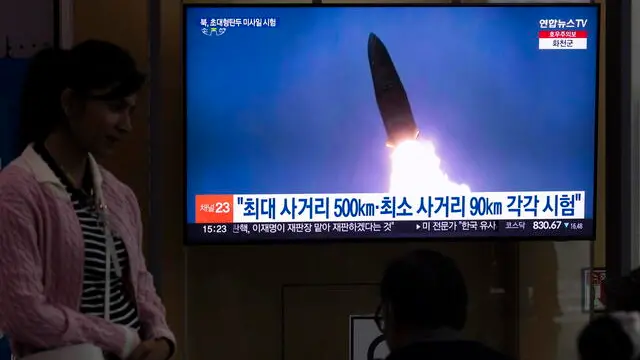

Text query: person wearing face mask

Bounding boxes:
[375,250,512,360]
[0,41,175,360]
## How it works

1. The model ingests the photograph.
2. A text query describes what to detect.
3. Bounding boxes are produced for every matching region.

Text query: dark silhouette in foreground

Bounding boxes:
[377,250,513,360]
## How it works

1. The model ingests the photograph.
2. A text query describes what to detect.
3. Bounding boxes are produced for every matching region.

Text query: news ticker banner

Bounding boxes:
[195,191,586,224]
[189,219,594,243]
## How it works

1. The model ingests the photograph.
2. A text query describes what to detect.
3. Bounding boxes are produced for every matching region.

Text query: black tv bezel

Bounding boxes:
[182,2,602,246]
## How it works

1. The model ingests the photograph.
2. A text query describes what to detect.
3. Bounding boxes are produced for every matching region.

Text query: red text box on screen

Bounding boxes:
[195,194,234,223]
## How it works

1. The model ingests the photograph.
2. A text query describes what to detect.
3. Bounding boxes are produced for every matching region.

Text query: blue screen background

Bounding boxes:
[185,5,599,223]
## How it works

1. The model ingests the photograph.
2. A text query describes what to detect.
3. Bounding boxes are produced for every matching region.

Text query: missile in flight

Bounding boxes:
[367,33,419,148]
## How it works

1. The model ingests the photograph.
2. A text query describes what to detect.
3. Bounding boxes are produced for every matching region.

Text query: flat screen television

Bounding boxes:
[184,3,600,244]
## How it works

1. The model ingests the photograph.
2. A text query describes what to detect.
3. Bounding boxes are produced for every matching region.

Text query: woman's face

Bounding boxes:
[65,88,137,157]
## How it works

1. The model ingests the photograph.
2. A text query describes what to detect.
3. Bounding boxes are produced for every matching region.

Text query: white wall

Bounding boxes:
[0,0,73,58]
[0,0,54,58]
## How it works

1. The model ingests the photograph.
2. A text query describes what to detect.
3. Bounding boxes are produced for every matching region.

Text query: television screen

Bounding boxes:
[184,4,600,244]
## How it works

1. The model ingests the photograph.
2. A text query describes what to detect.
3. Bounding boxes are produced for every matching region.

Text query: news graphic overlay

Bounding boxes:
[198,17,277,37]
[184,5,600,243]
[538,18,590,50]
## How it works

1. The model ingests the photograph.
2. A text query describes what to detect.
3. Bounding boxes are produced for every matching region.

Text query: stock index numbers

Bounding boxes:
[188,191,592,242]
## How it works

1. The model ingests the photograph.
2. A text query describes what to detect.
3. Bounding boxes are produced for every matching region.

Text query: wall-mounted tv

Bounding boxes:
[184,3,600,244]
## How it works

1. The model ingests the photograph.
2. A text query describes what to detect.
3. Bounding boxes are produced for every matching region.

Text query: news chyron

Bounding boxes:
[192,193,589,240]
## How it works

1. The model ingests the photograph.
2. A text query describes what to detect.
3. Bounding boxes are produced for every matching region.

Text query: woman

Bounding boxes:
[0,40,175,360]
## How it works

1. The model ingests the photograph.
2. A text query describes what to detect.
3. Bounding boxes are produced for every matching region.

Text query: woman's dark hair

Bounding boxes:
[380,249,468,331]
[578,314,637,360]
[19,40,145,148]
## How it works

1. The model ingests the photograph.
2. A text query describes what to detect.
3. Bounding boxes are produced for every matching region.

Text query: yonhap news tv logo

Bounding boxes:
[538,18,589,50]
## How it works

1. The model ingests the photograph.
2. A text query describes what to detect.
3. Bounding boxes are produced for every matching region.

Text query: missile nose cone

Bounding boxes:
[368,33,380,50]
[368,33,383,63]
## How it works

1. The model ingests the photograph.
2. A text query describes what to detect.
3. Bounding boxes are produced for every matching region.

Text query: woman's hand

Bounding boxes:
[127,338,172,360]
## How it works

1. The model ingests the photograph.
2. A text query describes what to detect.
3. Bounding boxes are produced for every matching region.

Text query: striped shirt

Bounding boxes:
[34,143,140,330]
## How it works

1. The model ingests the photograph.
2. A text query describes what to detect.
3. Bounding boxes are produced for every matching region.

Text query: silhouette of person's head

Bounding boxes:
[376,249,467,351]
[578,312,640,360]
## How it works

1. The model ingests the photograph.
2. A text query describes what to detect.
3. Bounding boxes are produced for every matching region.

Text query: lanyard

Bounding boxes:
[96,202,123,321]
